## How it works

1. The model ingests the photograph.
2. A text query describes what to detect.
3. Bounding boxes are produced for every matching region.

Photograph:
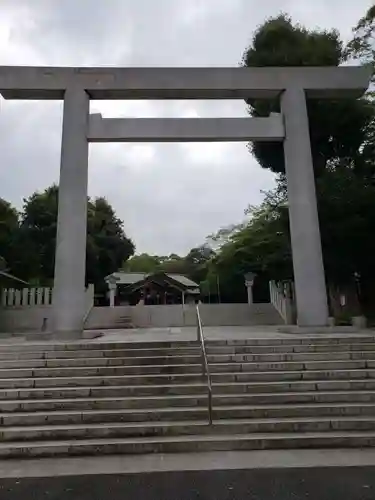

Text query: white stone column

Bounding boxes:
[245,280,254,305]
[109,284,116,308]
[281,87,329,326]
[52,88,89,338]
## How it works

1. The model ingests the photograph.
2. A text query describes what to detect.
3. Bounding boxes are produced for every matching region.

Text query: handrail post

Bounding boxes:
[196,305,213,426]
[208,390,213,425]
[201,353,206,376]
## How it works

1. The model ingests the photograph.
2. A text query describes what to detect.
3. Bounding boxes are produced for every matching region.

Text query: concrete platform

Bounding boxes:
[2,449,375,478]
[1,466,375,499]
[1,326,374,345]
[88,326,375,344]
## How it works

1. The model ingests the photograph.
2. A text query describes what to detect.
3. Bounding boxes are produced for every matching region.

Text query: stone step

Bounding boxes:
[214,390,375,405]
[0,336,374,354]
[214,378,375,394]
[0,393,209,412]
[0,356,203,369]
[0,382,208,400]
[2,368,375,389]
[0,340,201,353]
[214,369,375,383]
[4,402,375,427]
[3,390,375,413]
[0,363,206,376]
[4,416,375,442]
[207,343,375,354]
[4,378,375,401]
[210,352,375,362]
[3,351,375,369]
[206,338,375,347]
[0,359,370,379]
[0,406,210,426]
[2,430,375,458]
[0,373,206,389]
[0,343,375,361]
[214,402,375,419]
[2,342,375,361]
[0,347,202,360]
[207,337,375,345]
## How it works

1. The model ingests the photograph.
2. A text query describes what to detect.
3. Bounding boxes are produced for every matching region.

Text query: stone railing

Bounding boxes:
[1,287,52,307]
[269,280,294,324]
[1,284,95,310]
[0,284,95,333]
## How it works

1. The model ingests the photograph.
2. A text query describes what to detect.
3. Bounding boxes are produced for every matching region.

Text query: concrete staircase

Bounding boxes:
[114,315,134,329]
[2,336,375,457]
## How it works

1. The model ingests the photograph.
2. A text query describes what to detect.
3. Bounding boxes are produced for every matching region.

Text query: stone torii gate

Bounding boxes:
[0,66,370,338]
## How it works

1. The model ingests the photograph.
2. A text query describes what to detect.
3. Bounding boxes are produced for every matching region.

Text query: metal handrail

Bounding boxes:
[196,305,213,425]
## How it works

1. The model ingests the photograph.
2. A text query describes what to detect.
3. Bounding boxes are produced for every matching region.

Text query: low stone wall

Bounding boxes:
[85,303,282,330]
[0,284,94,334]
[0,303,282,333]
[0,306,51,333]
[200,303,281,326]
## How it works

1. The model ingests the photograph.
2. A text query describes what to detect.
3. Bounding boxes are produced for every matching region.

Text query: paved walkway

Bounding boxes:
[89,326,295,343]
[2,465,375,499]
[0,325,374,346]
[2,449,375,478]
[87,326,375,343]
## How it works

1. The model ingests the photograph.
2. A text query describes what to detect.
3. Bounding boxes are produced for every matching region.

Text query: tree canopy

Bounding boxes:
[221,10,375,315]
[242,14,374,177]
[0,185,134,288]
[0,198,19,273]
[124,245,216,294]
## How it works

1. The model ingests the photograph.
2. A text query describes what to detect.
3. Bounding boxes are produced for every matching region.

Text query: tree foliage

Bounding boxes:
[227,10,375,314]
[86,196,135,288]
[242,14,374,177]
[0,198,19,272]
[0,185,134,287]
[124,245,216,294]
[346,4,375,71]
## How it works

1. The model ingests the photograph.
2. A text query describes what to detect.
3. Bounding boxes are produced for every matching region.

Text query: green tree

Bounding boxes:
[236,13,375,309]
[242,14,373,177]
[158,255,189,275]
[124,253,161,273]
[0,198,19,273]
[86,197,135,287]
[184,245,215,284]
[124,248,215,283]
[18,185,58,282]
[346,3,375,73]
[17,185,134,286]
[316,168,375,285]
[211,188,291,299]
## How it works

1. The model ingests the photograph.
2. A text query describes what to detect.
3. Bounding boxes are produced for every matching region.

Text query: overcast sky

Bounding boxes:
[0,0,372,255]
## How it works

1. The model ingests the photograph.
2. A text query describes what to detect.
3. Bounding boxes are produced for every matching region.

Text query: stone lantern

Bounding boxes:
[106,275,119,308]
[244,272,256,305]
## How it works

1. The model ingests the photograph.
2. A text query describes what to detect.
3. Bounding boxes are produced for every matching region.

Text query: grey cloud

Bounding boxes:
[89,141,273,254]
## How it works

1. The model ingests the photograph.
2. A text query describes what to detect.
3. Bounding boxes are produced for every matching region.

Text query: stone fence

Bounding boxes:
[1,287,53,307]
[0,285,95,332]
[269,281,294,324]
